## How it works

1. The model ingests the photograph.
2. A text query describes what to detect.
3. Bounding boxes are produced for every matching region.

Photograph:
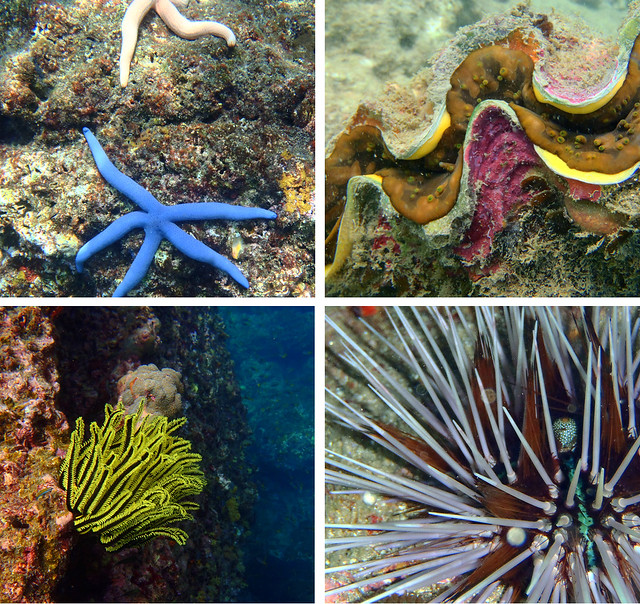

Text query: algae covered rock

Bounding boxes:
[0,308,71,603]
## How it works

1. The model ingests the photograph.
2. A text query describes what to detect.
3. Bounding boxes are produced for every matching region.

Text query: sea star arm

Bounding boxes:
[155,0,236,45]
[76,211,149,273]
[160,221,249,288]
[83,128,163,214]
[112,229,164,296]
[162,202,277,222]
[120,0,155,87]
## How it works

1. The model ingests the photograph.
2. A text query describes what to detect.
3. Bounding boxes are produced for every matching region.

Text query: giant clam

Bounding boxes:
[325,5,640,296]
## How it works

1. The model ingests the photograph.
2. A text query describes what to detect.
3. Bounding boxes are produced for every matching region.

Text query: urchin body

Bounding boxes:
[326,307,640,602]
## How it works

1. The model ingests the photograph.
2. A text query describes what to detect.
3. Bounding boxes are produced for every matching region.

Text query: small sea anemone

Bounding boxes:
[326,307,640,602]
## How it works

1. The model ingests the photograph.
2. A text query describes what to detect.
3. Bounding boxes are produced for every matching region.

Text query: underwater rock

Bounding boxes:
[326,5,640,296]
[0,308,71,603]
[52,308,256,602]
[54,308,164,421]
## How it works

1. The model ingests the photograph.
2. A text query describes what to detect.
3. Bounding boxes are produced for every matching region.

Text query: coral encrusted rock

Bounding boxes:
[117,363,184,418]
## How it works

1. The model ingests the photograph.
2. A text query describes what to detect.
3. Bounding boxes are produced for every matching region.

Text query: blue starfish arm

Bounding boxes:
[162,202,277,222]
[76,211,149,273]
[160,221,250,288]
[83,128,163,214]
[112,229,164,297]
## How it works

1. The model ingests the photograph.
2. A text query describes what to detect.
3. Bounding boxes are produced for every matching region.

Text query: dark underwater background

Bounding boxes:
[220,307,314,603]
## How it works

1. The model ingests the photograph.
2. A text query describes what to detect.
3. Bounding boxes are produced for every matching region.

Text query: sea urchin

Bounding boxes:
[326,307,640,602]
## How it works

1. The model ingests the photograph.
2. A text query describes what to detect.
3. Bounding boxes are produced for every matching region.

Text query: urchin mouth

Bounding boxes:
[326,307,640,603]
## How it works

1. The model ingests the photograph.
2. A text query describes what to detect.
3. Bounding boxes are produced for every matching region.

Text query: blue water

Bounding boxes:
[218,307,314,603]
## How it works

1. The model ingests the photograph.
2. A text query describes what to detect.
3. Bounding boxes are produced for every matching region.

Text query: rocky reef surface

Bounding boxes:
[0,308,70,602]
[0,0,314,297]
[0,306,256,602]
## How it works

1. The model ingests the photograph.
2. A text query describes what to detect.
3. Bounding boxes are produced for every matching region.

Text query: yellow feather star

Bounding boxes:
[59,401,206,552]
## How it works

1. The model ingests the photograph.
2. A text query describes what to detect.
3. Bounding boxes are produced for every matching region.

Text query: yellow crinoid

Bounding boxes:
[59,401,206,551]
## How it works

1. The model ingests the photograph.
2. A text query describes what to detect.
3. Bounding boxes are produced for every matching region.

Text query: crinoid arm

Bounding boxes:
[59,401,206,552]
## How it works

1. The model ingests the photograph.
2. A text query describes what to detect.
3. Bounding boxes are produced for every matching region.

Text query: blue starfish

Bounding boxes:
[77,127,277,297]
